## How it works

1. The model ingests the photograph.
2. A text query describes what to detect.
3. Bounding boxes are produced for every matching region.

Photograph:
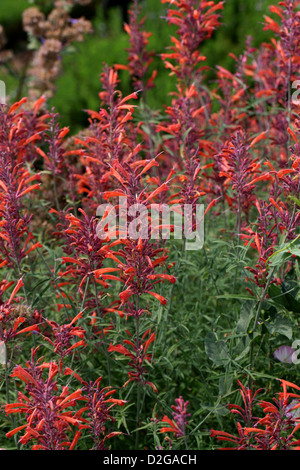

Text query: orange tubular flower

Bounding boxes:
[108,329,157,392]
[5,349,85,450]
[160,397,190,439]
[211,380,300,450]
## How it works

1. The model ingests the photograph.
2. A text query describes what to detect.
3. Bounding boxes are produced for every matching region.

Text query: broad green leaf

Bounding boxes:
[236,301,254,334]
[219,375,233,396]
[205,332,230,366]
[265,315,293,340]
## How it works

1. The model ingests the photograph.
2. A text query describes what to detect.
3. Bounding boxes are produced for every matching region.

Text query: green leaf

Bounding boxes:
[236,301,254,334]
[205,333,230,366]
[269,236,300,267]
[219,375,233,396]
[233,335,250,361]
[288,195,300,208]
[265,315,293,340]
[268,282,300,313]
[216,294,255,301]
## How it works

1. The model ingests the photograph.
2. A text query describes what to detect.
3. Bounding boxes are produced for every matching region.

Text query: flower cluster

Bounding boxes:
[160,396,190,438]
[211,380,300,450]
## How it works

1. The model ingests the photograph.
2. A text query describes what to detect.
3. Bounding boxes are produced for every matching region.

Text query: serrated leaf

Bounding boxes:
[205,332,230,366]
[219,375,233,396]
[265,315,293,339]
[236,301,254,334]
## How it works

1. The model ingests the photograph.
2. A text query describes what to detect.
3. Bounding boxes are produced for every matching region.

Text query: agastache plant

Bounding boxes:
[218,128,264,236]
[160,396,191,449]
[35,110,80,212]
[0,100,43,273]
[0,278,40,345]
[75,65,138,211]
[211,380,300,450]
[118,0,156,100]
[5,349,125,450]
[161,0,224,88]
[42,311,86,371]
[5,348,84,450]
[78,376,125,450]
[63,367,126,450]
[102,152,176,447]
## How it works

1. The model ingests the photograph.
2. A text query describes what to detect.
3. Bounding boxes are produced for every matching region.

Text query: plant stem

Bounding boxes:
[248,197,298,385]
[135,295,141,450]
[36,247,70,321]
[53,174,60,212]
[93,277,111,385]
[248,266,275,385]
[5,347,20,449]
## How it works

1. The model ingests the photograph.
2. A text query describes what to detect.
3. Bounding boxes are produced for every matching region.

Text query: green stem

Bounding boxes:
[5,349,10,406]
[5,347,20,449]
[248,267,275,383]
[53,174,60,213]
[161,240,185,350]
[135,295,141,450]
[248,199,298,384]
[93,277,111,385]
[36,247,70,321]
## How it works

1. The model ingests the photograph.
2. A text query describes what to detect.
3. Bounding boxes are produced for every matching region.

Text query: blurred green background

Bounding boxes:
[0,0,274,131]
